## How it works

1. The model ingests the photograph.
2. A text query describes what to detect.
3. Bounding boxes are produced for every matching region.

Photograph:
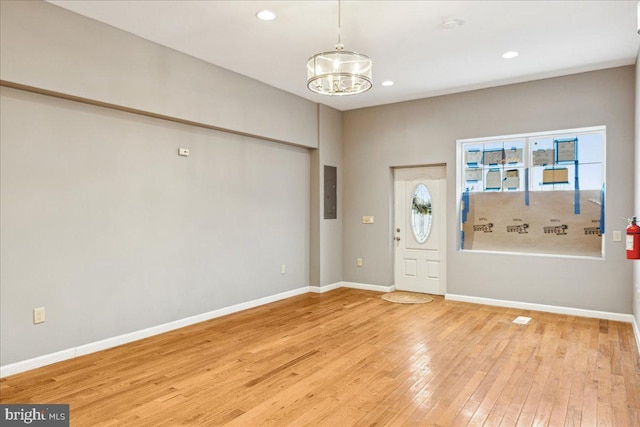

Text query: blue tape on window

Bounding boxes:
[574,160,580,214]
[483,149,504,166]
[461,189,470,249]
[600,184,605,234]
[555,137,578,163]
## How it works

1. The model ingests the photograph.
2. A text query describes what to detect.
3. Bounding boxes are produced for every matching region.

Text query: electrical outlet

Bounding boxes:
[281,264,286,274]
[362,216,374,224]
[356,258,363,267]
[33,307,45,324]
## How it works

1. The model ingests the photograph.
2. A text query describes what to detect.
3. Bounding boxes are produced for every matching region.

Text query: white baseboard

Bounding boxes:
[340,281,395,293]
[0,286,309,378]
[2,283,391,377]
[7,284,632,378]
[445,293,636,323]
[309,282,342,293]
[310,281,393,294]
[633,316,640,356]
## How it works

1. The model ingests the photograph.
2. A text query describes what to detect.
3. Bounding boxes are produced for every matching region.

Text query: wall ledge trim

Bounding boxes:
[0,80,304,148]
[445,293,635,323]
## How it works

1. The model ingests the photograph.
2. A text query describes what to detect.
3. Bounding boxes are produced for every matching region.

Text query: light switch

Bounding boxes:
[613,231,622,242]
[178,148,190,157]
[362,216,374,224]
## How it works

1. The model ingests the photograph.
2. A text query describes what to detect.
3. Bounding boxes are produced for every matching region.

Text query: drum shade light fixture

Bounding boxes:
[306,0,372,96]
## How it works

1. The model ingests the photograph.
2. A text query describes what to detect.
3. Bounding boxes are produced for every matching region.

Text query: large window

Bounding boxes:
[457,126,605,258]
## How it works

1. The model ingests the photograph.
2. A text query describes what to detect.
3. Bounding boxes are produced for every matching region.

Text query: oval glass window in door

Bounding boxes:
[410,183,432,243]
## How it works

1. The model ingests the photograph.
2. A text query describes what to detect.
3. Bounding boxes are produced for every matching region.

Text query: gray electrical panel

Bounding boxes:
[324,165,337,219]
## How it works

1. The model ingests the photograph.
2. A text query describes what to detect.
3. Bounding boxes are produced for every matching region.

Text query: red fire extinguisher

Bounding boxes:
[627,217,640,259]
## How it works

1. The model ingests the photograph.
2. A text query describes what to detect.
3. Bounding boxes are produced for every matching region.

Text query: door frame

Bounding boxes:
[392,164,447,294]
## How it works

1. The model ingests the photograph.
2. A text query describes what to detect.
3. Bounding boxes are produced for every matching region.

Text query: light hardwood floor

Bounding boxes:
[1,288,639,426]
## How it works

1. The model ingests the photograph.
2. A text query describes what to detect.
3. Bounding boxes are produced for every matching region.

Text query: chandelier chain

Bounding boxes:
[337,0,341,47]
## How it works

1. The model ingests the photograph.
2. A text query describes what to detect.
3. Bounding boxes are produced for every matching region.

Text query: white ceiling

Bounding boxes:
[49,1,639,111]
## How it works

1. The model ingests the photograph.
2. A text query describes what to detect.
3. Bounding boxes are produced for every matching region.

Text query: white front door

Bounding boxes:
[394,166,446,295]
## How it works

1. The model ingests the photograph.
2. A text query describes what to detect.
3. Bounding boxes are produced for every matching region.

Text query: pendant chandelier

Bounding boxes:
[306,0,372,96]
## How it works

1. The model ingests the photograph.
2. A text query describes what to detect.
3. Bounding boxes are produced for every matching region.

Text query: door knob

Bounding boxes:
[395,236,401,241]
[396,228,401,232]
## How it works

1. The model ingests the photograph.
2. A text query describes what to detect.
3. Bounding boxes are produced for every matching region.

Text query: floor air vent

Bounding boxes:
[512,316,532,324]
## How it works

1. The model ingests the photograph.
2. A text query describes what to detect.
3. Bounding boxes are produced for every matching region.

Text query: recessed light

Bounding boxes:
[256,10,276,21]
[501,51,519,59]
[381,80,394,87]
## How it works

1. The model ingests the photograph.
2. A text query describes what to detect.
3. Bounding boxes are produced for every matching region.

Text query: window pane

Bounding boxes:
[411,184,432,243]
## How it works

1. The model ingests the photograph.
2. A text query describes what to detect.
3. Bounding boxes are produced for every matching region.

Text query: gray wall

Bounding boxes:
[310,105,343,287]
[0,87,310,365]
[343,66,635,313]
[0,0,317,148]
[319,106,344,286]
[0,0,318,366]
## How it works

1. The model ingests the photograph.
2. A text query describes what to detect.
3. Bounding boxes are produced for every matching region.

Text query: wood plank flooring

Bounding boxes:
[1,288,639,426]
